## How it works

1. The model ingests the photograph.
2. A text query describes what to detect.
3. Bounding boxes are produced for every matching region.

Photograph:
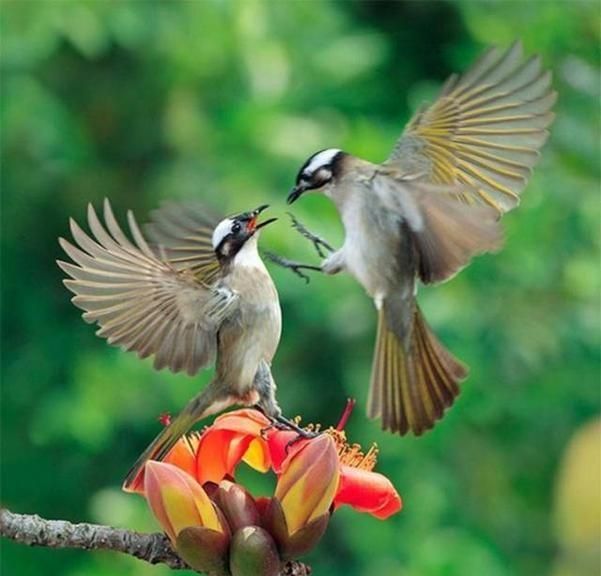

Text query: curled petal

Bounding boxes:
[195,410,272,484]
[243,437,271,472]
[144,461,225,542]
[275,434,340,535]
[211,409,272,435]
[334,465,402,519]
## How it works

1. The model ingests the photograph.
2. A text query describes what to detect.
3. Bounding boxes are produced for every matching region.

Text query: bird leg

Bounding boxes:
[263,251,322,284]
[287,212,334,258]
[253,360,282,418]
[263,215,335,283]
[255,409,320,440]
[274,415,320,439]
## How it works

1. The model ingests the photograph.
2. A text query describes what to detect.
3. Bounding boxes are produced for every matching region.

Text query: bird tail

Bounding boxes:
[367,304,467,435]
[122,386,233,492]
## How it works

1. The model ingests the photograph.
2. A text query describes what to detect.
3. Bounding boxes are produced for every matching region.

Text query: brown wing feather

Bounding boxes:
[373,176,504,284]
[386,41,556,213]
[145,201,221,284]
[57,199,230,376]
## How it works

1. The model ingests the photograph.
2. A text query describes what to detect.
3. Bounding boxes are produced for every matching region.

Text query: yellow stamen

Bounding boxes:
[325,428,378,472]
[291,417,378,471]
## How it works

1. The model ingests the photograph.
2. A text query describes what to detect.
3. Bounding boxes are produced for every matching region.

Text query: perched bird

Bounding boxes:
[285,42,556,435]
[57,200,282,489]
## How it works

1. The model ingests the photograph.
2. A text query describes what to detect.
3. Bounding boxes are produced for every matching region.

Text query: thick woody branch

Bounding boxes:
[0,508,310,575]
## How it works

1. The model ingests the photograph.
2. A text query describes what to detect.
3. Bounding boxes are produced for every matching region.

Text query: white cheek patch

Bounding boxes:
[303,148,341,177]
[212,218,234,248]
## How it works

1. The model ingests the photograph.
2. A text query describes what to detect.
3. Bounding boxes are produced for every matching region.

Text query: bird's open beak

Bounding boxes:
[248,205,277,232]
[287,184,306,205]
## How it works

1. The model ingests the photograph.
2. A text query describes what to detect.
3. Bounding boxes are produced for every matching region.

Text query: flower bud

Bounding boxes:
[275,434,340,536]
[213,480,260,532]
[262,498,329,560]
[144,461,226,543]
[262,434,339,558]
[229,526,280,576]
[176,526,230,576]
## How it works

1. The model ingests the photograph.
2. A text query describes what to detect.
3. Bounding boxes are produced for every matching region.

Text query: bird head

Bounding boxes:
[287,148,346,204]
[212,205,277,262]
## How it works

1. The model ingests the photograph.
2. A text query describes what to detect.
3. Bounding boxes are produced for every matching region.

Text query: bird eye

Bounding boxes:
[315,168,332,183]
[232,222,242,234]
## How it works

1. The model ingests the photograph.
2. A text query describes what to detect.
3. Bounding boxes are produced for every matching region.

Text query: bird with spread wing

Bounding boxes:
[281,41,556,436]
[58,199,287,489]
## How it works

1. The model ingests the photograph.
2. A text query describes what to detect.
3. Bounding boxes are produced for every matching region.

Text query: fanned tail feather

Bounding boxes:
[368,305,467,435]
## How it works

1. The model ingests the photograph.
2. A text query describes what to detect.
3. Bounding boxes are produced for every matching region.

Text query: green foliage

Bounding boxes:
[1,1,599,575]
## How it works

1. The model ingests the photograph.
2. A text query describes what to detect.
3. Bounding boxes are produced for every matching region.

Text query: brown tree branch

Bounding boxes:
[0,508,310,575]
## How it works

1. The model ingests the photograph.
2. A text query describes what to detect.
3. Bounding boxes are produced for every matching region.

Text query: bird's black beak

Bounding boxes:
[287,184,306,205]
[255,217,277,230]
[249,205,277,231]
[253,204,270,215]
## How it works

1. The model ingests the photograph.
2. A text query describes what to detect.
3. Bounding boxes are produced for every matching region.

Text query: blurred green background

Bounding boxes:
[2,1,599,575]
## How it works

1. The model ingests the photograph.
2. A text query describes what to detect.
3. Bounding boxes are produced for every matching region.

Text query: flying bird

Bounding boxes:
[284,42,556,436]
[57,199,283,489]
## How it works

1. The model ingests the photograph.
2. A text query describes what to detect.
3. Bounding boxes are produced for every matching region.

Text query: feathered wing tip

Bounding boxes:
[389,40,557,214]
[56,199,220,377]
[367,305,467,436]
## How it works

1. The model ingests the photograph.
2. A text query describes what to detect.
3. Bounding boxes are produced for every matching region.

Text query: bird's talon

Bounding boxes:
[284,428,321,453]
[286,212,334,259]
[263,251,320,283]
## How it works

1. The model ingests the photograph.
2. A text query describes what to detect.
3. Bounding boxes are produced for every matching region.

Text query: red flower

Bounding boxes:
[194,409,272,484]
[180,407,402,520]
[125,406,402,573]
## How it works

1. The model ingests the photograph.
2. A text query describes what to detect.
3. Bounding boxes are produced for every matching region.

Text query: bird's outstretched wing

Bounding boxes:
[145,201,222,284]
[373,177,503,284]
[57,199,237,376]
[385,41,556,213]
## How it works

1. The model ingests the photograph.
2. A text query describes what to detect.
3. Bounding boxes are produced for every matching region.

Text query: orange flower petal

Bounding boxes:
[226,434,253,472]
[196,430,235,484]
[195,410,272,484]
[165,434,199,478]
[334,465,402,519]
[211,409,271,435]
